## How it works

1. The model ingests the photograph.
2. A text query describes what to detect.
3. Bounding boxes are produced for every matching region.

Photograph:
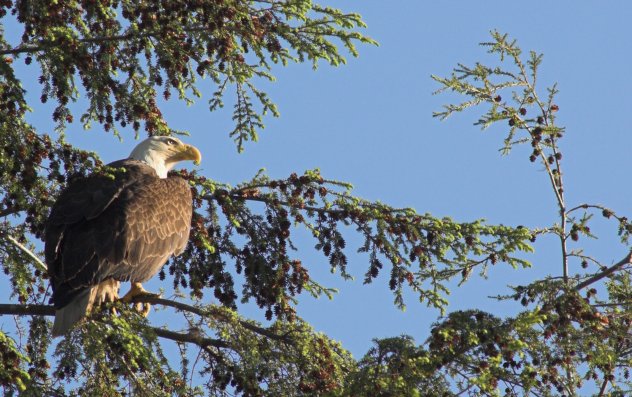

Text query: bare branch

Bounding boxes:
[597,374,610,397]
[0,207,21,218]
[0,303,53,316]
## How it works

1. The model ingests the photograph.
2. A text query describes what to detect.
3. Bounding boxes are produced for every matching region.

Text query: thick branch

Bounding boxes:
[0,301,227,349]
[0,207,21,218]
[574,251,632,291]
[0,296,289,345]
[2,33,142,56]
[0,303,53,316]
[597,375,610,397]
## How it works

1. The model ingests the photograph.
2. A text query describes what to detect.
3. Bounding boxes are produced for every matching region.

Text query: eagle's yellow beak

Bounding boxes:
[168,144,202,165]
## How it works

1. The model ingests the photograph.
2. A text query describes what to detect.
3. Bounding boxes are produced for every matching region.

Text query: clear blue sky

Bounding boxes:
[5,1,632,360]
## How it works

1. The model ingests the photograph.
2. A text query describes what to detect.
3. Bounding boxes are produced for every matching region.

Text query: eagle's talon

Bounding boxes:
[120,282,148,303]
[134,302,152,317]
[121,282,159,317]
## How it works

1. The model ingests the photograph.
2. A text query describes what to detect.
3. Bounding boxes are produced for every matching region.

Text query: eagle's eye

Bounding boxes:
[166,138,178,146]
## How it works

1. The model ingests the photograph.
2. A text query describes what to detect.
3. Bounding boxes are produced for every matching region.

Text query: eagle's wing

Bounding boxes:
[45,160,145,281]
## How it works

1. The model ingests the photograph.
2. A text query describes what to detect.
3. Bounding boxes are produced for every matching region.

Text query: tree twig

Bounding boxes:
[2,234,48,273]
[591,301,632,308]
[574,251,632,291]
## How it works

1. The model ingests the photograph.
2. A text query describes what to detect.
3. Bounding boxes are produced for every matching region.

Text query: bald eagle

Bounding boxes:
[45,136,201,336]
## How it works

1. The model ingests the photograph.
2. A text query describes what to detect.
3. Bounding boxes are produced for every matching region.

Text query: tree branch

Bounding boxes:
[203,192,342,216]
[0,207,21,218]
[0,303,53,316]
[0,227,291,344]
[0,296,290,345]
[0,301,227,349]
[566,203,624,221]
[597,374,610,397]
[132,295,292,343]
[0,26,217,56]
[2,233,48,273]
[591,300,632,308]
[574,251,632,291]
[203,189,408,218]
[151,327,228,349]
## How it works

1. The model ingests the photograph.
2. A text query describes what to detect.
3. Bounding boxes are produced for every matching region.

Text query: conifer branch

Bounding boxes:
[574,251,632,291]
[2,234,48,273]
[597,375,610,397]
[0,302,227,350]
[2,235,287,342]
[0,303,53,316]
[0,296,288,345]
[0,302,229,349]
[0,207,21,218]
[0,26,216,56]
[130,295,292,343]
[151,327,228,349]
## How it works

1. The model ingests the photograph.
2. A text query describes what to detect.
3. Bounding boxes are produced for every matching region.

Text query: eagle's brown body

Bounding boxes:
[45,159,193,336]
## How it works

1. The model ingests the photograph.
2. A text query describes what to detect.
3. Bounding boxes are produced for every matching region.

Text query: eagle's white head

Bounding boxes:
[129,136,202,178]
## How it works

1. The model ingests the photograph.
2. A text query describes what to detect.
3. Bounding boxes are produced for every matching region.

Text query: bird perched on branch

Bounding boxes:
[45,136,201,336]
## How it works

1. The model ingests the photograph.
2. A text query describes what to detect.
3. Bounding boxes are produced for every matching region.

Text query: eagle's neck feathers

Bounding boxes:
[129,151,171,178]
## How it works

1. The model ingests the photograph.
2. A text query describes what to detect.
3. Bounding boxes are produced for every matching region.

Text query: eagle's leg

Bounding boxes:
[120,282,159,317]
[91,279,121,315]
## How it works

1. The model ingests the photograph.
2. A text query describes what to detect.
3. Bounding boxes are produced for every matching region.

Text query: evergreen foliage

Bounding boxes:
[0,1,629,395]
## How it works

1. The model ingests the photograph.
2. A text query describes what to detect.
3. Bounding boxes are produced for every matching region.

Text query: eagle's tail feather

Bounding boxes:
[52,288,92,337]
[52,279,120,337]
